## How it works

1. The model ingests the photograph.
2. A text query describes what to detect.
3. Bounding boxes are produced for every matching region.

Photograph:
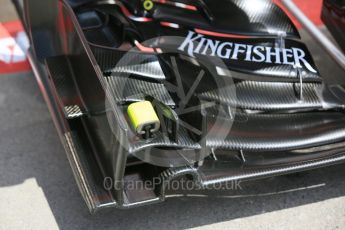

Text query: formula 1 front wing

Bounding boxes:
[14,0,345,212]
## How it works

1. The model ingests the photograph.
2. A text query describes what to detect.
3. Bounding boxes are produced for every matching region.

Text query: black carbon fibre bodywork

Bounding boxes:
[119,0,300,37]
[77,1,318,81]
[19,0,345,211]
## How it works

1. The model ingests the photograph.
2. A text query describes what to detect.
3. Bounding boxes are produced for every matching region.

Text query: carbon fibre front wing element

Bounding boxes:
[20,0,345,212]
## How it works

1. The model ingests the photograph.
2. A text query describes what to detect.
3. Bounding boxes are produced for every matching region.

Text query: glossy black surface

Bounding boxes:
[121,0,300,37]
[73,0,317,81]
